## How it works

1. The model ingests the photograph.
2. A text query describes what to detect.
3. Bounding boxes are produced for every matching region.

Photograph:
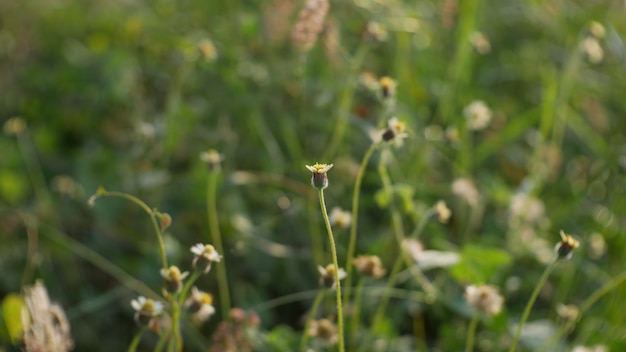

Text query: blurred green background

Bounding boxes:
[1,0,626,350]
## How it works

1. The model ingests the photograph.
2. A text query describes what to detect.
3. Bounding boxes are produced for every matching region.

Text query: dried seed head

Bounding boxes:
[464,284,504,316]
[352,255,386,278]
[292,0,330,52]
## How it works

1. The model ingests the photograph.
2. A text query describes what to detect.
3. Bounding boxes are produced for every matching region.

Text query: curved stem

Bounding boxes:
[539,269,626,351]
[465,313,480,352]
[92,191,168,269]
[344,142,379,307]
[207,172,232,319]
[509,259,558,352]
[299,290,326,352]
[318,189,345,352]
[128,325,147,352]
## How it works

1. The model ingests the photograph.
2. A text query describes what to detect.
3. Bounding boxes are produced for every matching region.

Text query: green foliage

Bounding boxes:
[450,245,513,284]
[1,294,24,344]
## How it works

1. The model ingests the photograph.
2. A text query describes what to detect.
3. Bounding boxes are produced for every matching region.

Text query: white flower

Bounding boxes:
[381,117,409,145]
[131,296,164,325]
[305,163,334,189]
[185,287,216,323]
[329,207,352,230]
[509,192,545,224]
[191,244,222,273]
[463,100,492,131]
[580,37,603,63]
[452,178,479,206]
[433,200,451,223]
[317,264,347,289]
[464,285,504,316]
[160,266,189,294]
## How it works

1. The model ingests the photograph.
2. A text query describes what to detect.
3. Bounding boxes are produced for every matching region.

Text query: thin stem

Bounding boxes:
[16,131,51,208]
[128,325,147,352]
[299,290,326,352]
[91,191,168,269]
[318,188,345,352]
[207,172,232,319]
[344,142,379,307]
[308,197,326,266]
[168,270,201,352]
[465,313,480,352]
[539,269,626,351]
[509,259,558,352]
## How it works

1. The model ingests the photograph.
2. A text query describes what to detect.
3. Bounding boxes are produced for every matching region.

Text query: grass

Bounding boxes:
[1,0,626,351]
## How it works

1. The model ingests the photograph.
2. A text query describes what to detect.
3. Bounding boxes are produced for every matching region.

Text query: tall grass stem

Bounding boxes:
[465,313,480,352]
[298,289,326,352]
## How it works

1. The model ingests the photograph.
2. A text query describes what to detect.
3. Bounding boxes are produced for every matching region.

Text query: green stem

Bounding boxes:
[16,131,51,208]
[128,325,147,352]
[509,259,558,352]
[308,197,326,265]
[539,269,626,351]
[465,313,480,352]
[344,142,379,307]
[318,188,345,352]
[92,191,168,269]
[299,290,326,352]
[168,270,201,352]
[207,172,232,319]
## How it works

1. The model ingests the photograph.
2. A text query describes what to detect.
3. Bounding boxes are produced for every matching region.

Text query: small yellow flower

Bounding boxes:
[352,255,386,279]
[555,230,580,260]
[198,38,218,61]
[464,284,504,316]
[185,287,216,323]
[378,76,396,99]
[305,163,333,189]
[160,265,189,294]
[191,243,222,273]
[318,264,347,289]
[131,296,164,326]
[381,117,408,145]
[3,116,26,136]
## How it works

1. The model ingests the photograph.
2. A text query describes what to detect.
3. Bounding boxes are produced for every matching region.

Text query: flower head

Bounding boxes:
[352,255,386,279]
[3,116,26,136]
[580,37,603,63]
[555,230,580,260]
[131,296,164,326]
[381,117,408,145]
[191,243,222,273]
[305,163,333,189]
[464,100,492,131]
[329,207,352,230]
[464,284,504,316]
[433,200,451,223]
[185,287,216,323]
[200,149,223,171]
[318,264,347,289]
[307,319,338,345]
[378,76,396,99]
[452,178,479,206]
[160,265,189,294]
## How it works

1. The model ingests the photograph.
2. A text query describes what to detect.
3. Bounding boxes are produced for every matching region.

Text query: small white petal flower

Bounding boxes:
[452,178,479,206]
[185,287,216,323]
[464,100,492,131]
[191,244,222,273]
[318,264,347,289]
[131,296,164,326]
[464,285,504,316]
[329,207,352,230]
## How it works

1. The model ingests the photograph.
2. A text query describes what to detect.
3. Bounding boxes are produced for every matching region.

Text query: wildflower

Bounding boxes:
[307,319,338,345]
[588,21,605,39]
[556,303,579,321]
[329,207,351,230]
[509,193,545,225]
[3,116,26,135]
[580,37,603,63]
[364,21,388,42]
[200,149,223,171]
[198,38,218,61]
[463,100,492,131]
[318,264,347,289]
[291,0,329,52]
[469,31,491,54]
[402,238,424,261]
[433,200,451,223]
[191,243,222,273]
[464,284,504,316]
[305,163,333,190]
[381,117,408,144]
[185,287,216,323]
[378,76,396,99]
[131,296,164,326]
[452,178,479,207]
[352,255,386,278]
[22,280,74,352]
[555,230,580,260]
[160,265,189,294]
[358,71,379,91]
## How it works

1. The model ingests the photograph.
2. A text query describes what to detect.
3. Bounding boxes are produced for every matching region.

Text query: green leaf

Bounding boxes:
[449,245,513,284]
[2,293,24,343]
